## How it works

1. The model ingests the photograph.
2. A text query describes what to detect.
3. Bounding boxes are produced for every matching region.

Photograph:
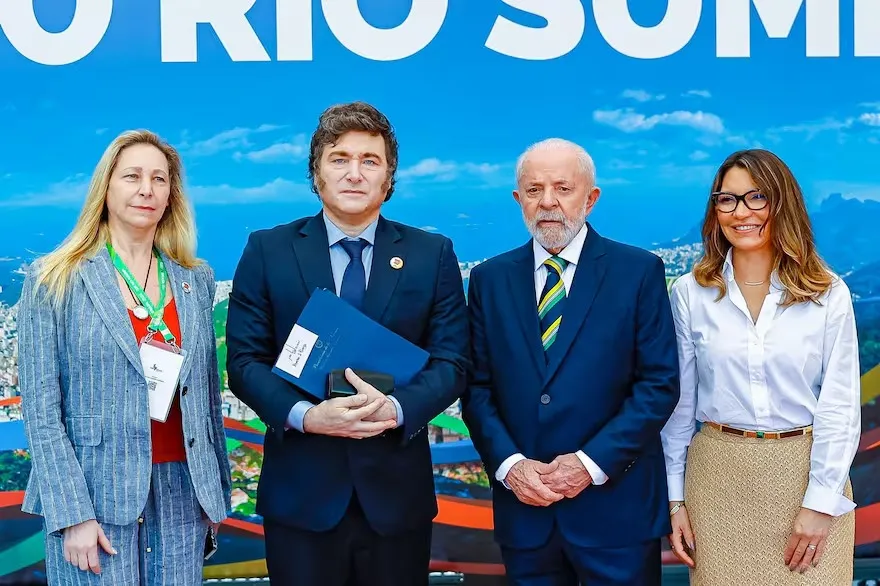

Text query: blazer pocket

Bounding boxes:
[65,416,103,447]
[206,419,215,445]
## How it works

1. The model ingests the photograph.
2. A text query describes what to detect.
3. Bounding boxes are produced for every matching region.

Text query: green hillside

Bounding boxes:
[213,298,229,390]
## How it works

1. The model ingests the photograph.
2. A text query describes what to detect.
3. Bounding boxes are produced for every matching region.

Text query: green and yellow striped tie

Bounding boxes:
[538,256,569,355]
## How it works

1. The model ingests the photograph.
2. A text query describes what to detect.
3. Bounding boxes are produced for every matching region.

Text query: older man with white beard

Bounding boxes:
[461,138,680,586]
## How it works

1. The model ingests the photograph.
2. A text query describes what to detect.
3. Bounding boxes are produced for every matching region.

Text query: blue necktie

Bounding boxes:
[538,256,569,360]
[339,238,368,310]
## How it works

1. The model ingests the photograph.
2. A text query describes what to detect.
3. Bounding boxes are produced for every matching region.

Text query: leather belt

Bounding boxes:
[704,421,813,439]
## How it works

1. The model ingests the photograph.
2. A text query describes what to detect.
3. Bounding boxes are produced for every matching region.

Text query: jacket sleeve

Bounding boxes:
[580,255,681,479]
[201,264,232,513]
[460,267,522,475]
[225,232,312,440]
[18,264,96,535]
[390,237,471,443]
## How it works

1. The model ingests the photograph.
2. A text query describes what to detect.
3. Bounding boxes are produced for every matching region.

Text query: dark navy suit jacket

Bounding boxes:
[461,225,680,549]
[225,213,469,535]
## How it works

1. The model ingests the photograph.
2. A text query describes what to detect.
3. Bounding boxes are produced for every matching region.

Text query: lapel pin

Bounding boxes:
[182,281,192,293]
[390,257,404,270]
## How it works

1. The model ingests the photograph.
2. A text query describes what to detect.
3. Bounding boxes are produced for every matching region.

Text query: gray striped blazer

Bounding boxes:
[17,246,232,535]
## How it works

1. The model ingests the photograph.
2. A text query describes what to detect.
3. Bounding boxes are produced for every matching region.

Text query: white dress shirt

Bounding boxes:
[661,250,861,517]
[495,224,610,488]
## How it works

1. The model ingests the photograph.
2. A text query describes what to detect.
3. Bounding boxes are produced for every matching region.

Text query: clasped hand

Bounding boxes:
[302,368,398,438]
[505,454,593,507]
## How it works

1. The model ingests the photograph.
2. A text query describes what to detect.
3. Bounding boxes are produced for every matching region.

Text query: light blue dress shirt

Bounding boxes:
[285,213,405,432]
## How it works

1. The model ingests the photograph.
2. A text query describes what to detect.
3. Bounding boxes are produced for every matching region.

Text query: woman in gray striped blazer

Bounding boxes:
[17,130,232,584]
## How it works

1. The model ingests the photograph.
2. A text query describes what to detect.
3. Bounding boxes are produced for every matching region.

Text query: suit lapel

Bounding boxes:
[361,216,403,323]
[292,213,336,296]
[544,226,608,385]
[81,248,143,376]
[163,254,198,384]
[507,243,546,377]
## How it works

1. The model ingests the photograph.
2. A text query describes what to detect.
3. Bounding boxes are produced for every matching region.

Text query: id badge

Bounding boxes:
[139,338,186,423]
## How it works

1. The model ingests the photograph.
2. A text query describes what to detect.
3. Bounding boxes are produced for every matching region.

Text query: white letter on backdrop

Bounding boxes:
[593,0,701,59]
[322,0,448,61]
[485,0,585,60]
[160,0,270,62]
[716,0,839,57]
[855,0,880,57]
[0,0,111,65]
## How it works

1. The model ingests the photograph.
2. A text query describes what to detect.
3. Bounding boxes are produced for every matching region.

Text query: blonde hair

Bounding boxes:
[34,129,200,307]
[693,148,832,307]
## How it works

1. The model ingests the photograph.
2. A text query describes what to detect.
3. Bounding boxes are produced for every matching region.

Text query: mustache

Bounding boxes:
[532,210,568,224]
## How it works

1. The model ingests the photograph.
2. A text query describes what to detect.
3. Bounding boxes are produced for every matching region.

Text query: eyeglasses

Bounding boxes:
[712,190,768,213]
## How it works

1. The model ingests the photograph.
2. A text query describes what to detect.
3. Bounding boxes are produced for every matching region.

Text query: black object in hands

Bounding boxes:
[204,525,218,561]
[328,369,394,399]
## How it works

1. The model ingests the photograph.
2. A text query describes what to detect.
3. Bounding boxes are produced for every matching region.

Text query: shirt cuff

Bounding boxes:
[285,401,314,433]
[575,450,608,485]
[666,473,685,502]
[496,453,526,489]
[387,395,404,426]
[802,480,857,517]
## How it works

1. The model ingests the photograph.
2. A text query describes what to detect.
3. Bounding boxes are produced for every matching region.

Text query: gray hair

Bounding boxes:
[515,138,597,187]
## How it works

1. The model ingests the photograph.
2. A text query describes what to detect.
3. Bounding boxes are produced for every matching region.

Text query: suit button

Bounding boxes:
[540,394,551,405]
[182,386,188,396]
[188,438,195,448]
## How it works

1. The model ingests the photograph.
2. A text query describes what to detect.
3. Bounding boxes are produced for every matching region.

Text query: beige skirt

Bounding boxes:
[684,424,855,585]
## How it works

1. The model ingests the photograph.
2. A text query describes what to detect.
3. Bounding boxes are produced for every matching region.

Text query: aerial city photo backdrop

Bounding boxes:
[1,0,879,582]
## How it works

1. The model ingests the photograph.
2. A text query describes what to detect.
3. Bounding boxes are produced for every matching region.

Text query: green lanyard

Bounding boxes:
[106,242,176,346]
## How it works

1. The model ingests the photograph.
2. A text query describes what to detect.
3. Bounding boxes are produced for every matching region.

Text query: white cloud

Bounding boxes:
[684,90,712,98]
[593,108,724,134]
[189,178,312,205]
[457,213,470,219]
[859,113,880,127]
[182,124,284,157]
[658,163,716,185]
[0,175,313,208]
[398,158,505,184]
[420,225,438,232]
[690,150,711,161]
[0,175,90,207]
[621,89,664,102]
[234,134,308,163]
[606,159,644,171]
[767,117,855,139]
[598,177,632,185]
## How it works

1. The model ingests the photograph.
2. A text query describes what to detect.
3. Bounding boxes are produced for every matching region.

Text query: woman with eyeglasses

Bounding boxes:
[660,149,859,585]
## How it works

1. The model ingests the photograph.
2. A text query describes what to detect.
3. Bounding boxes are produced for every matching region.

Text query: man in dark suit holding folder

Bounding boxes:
[225,102,470,586]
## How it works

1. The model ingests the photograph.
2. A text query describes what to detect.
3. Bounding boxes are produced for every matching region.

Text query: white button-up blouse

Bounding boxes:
[661,253,862,517]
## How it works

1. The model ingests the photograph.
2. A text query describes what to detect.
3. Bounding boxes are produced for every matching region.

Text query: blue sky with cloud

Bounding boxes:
[1,0,879,278]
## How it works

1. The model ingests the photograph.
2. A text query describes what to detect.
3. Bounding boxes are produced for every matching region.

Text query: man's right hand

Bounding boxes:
[303,394,398,438]
[505,459,565,507]
[62,519,116,574]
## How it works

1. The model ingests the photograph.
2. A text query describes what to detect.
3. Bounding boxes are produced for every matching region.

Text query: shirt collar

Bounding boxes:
[323,212,378,247]
[532,222,588,272]
[722,247,784,290]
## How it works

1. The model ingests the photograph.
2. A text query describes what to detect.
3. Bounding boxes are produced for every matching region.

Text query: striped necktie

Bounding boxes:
[538,256,569,355]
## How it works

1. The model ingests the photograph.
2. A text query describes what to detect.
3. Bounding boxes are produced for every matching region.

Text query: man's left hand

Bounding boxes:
[344,368,398,425]
[538,453,592,498]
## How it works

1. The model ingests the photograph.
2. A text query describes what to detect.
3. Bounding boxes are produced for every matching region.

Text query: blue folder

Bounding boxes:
[271,287,430,401]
